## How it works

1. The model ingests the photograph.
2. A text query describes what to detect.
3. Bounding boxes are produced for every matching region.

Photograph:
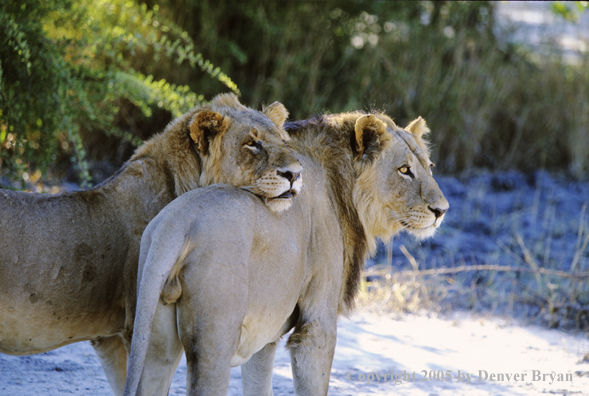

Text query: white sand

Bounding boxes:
[2,309,589,395]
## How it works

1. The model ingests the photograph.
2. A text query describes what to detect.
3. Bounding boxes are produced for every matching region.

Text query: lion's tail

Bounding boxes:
[123,224,189,396]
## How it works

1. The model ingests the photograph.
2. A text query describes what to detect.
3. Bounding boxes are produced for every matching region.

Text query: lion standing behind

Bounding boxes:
[0,93,302,395]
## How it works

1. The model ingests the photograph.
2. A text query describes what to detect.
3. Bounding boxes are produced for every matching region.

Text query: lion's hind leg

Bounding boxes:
[176,252,249,395]
[136,301,184,396]
[124,217,193,396]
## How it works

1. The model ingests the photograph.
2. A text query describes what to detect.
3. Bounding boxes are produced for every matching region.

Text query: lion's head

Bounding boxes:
[135,93,302,212]
[352,114,449,251]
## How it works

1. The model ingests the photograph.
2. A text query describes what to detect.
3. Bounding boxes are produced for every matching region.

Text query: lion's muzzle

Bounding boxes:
[250,161,303,213]
[277,170,301,184]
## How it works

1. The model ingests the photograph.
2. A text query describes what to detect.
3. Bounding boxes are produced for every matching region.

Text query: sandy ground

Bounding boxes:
[2,309,589,395]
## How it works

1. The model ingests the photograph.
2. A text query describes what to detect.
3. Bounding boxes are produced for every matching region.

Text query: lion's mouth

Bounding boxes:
[399,220,438,232]
[271,189,297,200]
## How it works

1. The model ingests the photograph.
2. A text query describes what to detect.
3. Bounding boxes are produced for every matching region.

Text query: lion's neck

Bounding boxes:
[89,158,176,225]
[127,112,202,197]
[287,116,370,314]
[88,118,202,223]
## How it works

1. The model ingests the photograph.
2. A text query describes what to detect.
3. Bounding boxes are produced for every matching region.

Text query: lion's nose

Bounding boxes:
[428,206,447,219]
[277,170,301,183]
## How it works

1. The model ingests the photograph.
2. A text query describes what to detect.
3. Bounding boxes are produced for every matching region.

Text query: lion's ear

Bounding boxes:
[263,101,289,129]
[189,110,228,155]
[405,116,431,156]
[354,114,389,162]
[405,116,430,140]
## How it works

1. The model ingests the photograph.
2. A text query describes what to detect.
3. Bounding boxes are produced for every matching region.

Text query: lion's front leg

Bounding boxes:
[241,341,278,396]
[287,318,337,395]
[91,335,128,396]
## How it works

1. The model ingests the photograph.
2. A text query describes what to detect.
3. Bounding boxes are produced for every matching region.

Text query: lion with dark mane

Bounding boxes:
[123,112,449,395]
[0,93,302,395]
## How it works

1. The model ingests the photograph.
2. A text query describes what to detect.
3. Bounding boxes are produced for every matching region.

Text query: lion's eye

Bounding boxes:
[398,165,414,178]
[244,140,262,153]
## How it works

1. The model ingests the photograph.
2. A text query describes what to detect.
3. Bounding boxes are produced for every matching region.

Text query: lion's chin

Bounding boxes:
[407,225,437,241]
[266,197,293,213]
[264,188,300,213]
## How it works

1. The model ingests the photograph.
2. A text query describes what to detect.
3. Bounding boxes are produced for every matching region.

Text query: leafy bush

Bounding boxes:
[0,0,238,186]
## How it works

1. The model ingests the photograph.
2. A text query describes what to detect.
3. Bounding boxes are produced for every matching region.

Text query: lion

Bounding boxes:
[122,113,449,395]
[0,93,302,395]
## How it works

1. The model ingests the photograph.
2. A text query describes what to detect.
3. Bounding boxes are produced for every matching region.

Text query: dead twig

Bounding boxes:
[363,264,589,280]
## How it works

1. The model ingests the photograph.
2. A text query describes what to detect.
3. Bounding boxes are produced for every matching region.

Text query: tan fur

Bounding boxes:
[405,115,431,156]
[210,92,249,110]
[123,112,449,396]
[0,93,302,396]
[263,101,290,135]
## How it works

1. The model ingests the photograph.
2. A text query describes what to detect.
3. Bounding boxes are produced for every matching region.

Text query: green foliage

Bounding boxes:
[113,71,203,119]
[0,0,238,186]
[1,1,65,184]
[551,1,588,22]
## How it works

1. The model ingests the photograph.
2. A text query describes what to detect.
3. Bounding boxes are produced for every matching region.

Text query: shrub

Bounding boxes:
[0,0,238,186]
